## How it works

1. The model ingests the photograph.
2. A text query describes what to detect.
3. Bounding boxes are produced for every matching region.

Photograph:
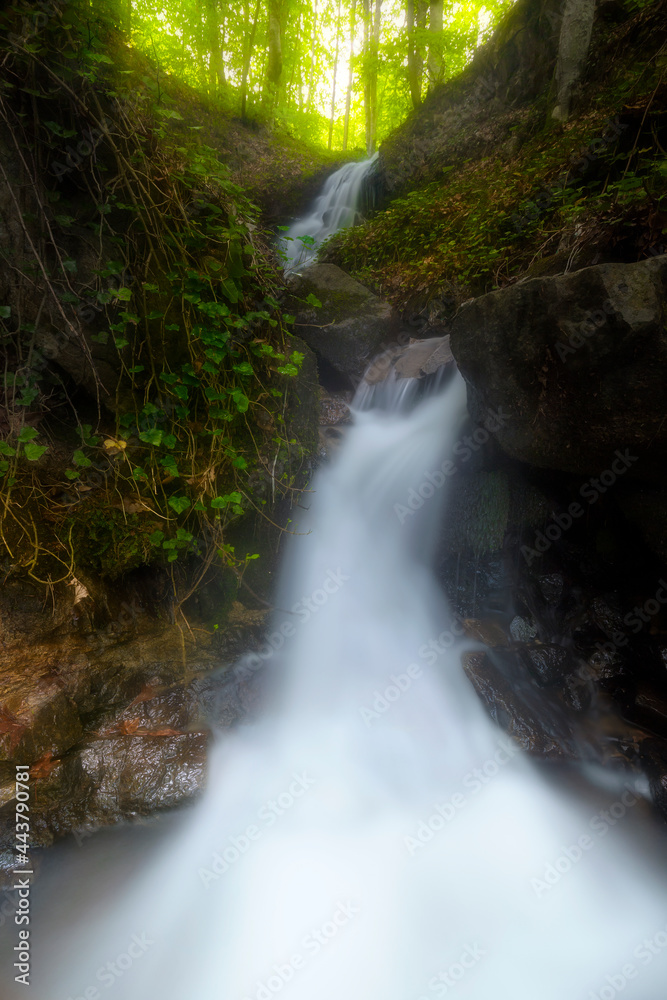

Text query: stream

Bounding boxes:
[2,160,667,1000]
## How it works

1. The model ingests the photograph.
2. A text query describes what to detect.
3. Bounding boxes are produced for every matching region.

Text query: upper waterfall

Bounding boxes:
[280,153,378,271]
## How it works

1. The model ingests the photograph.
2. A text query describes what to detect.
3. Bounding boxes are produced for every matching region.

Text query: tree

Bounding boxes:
[343,0,357,150]
[328,0,343,150]
[427,0,444,89]
[205,0,225,96]
[266,0,285,106]
[406,0,428,108]
[368,0,382,153]
[241,0,261,119]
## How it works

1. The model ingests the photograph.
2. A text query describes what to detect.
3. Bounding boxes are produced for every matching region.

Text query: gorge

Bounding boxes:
[1,0,667,994]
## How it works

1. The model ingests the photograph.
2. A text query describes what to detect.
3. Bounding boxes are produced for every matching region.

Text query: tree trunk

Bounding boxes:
[362,0,371,153]
[427,0,444,89]
[266,0,284,107]
[343,0,357,150]
[205,0,225,96]
[306,0,318,113]
[407,0,427,108]
[328,0,343,150]
[368,0,382,154]
[241,0,261,119]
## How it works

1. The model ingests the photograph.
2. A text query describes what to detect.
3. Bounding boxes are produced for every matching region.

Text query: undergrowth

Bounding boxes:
[0,2,316,603]
[327,10,667,310]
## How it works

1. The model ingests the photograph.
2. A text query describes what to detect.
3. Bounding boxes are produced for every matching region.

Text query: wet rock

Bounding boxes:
[518,643,573,687]
[0,613,266,886]
[450,256,667,482]
[509,615,538,643]
[364,336,455,385]
[461,650,578,758]
[286,263,409,387]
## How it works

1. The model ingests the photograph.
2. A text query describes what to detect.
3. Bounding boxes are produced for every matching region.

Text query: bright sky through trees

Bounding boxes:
[105,0,511,151]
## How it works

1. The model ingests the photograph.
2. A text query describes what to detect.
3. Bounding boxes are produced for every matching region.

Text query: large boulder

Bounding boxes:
[286,263,409,388]
[450,255,667,482]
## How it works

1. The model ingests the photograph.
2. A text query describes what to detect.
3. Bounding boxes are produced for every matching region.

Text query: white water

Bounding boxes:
[6,373,667,1000]
[280,153,378,270]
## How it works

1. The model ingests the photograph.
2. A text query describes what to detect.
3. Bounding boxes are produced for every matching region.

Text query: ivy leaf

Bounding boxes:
[24,442,47,461]
[168,496,190,515]
[233,362,254,377]
[139,428,163,447]
[230,389,249,413]
[73,449,92,467]
[0,306,10,319]
[18,427,39,443]
[305,293,322,308]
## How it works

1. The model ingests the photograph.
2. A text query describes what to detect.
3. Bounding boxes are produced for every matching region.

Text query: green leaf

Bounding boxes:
[0,442,16,456]
[24,442,47,461]
[139,428,163,447]
[210,491,243,509]
[114,338,129,349]
[73,449,92,467]
[64,469,80,480]
[168,496,191,514]
[149,530,165,545]
[233,362,254,377]
[230,389,249,413]
[162,434,177,449]
[18,427,38,443]
[0,306,10,319]
[160,455,179,477]
[305,293,322,308]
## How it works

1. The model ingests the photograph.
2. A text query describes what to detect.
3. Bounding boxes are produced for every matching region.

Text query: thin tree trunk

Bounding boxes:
[362,0,371,153]
[287,13,301,108]
[266,0,284,108]
[241,0,261,119]
[206,0,225,96]
[368,0,382,154]
[343,0,356,150]
[328,0,343,150]
[407,0,427,108]
[306,0,318,113]
[428,0,443,89]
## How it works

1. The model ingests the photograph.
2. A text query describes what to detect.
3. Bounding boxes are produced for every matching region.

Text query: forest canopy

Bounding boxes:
[100,0,512,151]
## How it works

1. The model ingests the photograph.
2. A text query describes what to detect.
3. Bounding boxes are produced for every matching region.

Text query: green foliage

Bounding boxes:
[328,53,667,306]
[107,0,510,152]
[0,2,312,587]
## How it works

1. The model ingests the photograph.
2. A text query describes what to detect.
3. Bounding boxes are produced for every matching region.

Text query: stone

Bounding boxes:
[286,263,409,387]
[449,256,667,482]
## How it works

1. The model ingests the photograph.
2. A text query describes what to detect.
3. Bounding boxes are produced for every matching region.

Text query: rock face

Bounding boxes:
[286,263,410,387]
[0,586,269,885]
[450,256,667,481]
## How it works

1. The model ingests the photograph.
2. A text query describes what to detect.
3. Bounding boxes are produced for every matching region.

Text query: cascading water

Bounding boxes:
[280,153,378,271]
[5,371,667,1000]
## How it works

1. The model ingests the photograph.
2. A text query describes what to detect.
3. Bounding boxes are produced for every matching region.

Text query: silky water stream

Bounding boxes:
[3,371,667,1000]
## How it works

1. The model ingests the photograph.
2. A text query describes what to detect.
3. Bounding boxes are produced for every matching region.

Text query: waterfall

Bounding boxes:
[6,371,667,1000]
[280,153,378,271]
